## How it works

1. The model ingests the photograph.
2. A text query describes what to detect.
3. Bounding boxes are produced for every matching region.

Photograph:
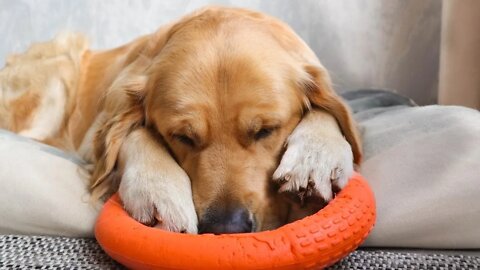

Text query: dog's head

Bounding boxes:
[91,7,361,233]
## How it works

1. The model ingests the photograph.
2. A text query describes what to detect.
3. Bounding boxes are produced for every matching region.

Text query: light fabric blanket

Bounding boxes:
[0,131,98,237]
[344,90,480,248]
[0,89,479,248]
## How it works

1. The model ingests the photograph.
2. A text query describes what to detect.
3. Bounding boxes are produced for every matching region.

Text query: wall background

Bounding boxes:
[0,0,442,105]
[439,0,480,109]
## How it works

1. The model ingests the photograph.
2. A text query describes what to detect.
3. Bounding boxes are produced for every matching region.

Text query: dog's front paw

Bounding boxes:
[273,130,353,204]
[119,167,198,234]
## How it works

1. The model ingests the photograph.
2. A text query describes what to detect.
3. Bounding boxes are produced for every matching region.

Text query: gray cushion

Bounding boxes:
[0,129,99,237]
[343,90,480,248]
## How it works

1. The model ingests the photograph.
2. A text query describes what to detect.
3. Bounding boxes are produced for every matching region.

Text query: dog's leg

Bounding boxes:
[273,110,354,203]
[118,128,198,233]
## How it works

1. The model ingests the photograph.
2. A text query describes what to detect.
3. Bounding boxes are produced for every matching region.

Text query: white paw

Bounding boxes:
[119,167,198,234]
[273,130,353,204]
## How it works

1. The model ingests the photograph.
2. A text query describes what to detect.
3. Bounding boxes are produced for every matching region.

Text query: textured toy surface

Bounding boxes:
[95,172,376,270]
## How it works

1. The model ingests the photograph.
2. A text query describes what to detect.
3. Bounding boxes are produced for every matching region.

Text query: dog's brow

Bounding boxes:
[167,121,195,137]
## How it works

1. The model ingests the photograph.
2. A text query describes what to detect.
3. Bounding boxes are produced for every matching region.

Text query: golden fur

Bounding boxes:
[0,7,361,233]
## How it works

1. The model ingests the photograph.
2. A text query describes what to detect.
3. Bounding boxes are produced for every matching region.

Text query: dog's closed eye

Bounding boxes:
[254,128,275,141]
[173,134,196,147]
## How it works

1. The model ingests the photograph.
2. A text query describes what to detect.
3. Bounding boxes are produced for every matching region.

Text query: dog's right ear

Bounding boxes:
[89,75,147,201]
[88,9,213,200]
[88,31,162,200]
[88,17,180,200]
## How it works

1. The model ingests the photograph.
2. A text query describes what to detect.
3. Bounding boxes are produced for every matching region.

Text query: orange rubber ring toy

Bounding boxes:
[95,172,376,270]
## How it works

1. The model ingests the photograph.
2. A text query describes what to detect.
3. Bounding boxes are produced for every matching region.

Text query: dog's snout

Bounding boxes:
[198,207,254,234]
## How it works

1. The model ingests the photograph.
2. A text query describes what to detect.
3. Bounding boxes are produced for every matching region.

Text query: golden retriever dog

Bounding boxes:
[0,7,361,234]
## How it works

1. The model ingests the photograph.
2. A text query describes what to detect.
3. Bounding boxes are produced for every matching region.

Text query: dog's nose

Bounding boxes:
[198,207,253,234]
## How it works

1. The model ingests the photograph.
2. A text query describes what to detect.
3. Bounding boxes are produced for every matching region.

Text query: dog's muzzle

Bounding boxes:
[198,206,254,234]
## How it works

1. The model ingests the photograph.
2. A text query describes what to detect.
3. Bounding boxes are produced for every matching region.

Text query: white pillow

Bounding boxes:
[0,130,99,237]
[360,105,480,248]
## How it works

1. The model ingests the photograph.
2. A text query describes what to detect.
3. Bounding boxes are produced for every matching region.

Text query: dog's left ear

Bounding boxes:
[300,64,362,165]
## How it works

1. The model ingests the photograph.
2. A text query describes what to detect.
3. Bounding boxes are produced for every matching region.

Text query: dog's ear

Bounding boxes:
[88,34,157,200]
[89,75,147,200]
[259,13,363,164]
[88,10,205,200]
[300,64,362,165]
